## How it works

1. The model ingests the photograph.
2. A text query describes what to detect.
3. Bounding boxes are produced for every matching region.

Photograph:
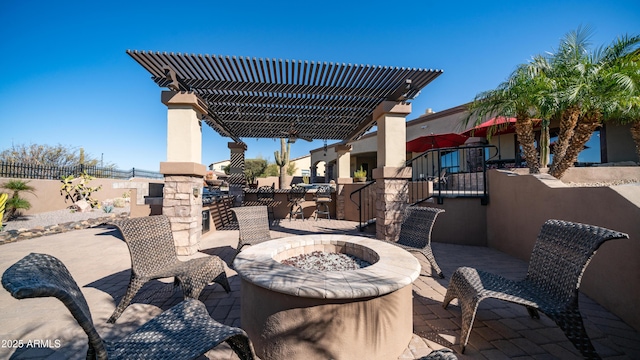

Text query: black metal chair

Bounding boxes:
[313,185,332,220]
[287,185,307,221]
[443,219,629,358]
[257,184,276,225]
[107,215,230,323]
[2,252,256,360]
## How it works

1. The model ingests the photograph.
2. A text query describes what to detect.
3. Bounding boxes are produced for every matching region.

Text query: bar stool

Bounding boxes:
[257,184,275,224]
[313,185,332,220]
[287,185,307,221]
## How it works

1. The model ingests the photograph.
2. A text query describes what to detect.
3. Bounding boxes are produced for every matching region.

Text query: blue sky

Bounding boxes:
[0,1,638,171]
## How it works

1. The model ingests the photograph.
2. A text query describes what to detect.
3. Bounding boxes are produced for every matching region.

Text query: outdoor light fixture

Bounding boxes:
[193,187,200,198]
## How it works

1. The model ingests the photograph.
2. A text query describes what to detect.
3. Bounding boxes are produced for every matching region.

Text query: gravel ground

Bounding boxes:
[2,206,130,231]
[566,179,640,187]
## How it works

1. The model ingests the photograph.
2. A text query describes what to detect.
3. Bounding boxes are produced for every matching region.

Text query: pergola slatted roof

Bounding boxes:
[127,50,443,143]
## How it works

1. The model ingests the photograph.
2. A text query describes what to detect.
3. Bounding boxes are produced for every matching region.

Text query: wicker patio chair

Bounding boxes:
[383,206,446,278]
[107,215,230,323]
[443,219,629,358]
[2,253,256,360]
[231,206,271,260]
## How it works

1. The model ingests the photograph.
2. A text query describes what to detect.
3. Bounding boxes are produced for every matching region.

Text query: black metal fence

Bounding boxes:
[407,144,499,204]
[0,161,163,180]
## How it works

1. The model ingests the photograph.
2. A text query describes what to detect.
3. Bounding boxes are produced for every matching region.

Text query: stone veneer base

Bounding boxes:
[233,234,420,360]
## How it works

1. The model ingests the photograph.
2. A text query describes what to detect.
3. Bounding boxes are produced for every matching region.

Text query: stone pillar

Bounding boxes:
[160,91,207,255]
[161,163,206,255]
[228,142,247,207]
[373,101,412,241]
[335,144,353,220]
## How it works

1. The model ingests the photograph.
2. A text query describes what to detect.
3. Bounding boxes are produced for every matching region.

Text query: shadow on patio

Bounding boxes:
[0,220,639,359]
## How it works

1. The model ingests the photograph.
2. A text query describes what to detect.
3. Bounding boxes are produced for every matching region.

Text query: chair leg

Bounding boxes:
[315,203,330,220]
[229,242,249,269]
[213,272,231,293]
[443,268,483,353]
[108,275,147,323]
[180,258,231,298]
[552,309,601,359]
[267,207,274,226]
[526,306,540,319]
[419,247,445,278]
[226,334,258,360]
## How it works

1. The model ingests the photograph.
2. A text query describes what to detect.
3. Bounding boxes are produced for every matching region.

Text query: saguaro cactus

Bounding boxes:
[274,138,290,189]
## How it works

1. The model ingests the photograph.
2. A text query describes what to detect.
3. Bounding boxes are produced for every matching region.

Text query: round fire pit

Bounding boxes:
[233,234,421,360]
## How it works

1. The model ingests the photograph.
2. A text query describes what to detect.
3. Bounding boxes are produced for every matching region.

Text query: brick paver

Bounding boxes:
[1,219,639,359]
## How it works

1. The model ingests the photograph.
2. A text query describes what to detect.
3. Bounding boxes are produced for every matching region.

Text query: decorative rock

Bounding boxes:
[0,212,129,245]
[74,200,91,213]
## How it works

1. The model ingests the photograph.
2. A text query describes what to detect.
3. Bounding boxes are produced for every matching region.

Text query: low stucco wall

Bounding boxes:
[0,178,161,214]
[511,166,640,184]
[486,169,640,331]
[558,166,640,184]
[341,182,372,222]
[426,198,487,247]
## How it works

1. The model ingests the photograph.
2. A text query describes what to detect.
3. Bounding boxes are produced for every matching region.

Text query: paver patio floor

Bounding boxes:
[1,219,639,359]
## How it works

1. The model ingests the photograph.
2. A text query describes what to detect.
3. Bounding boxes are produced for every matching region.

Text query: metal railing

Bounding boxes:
[0,161,163,180]
[349,180,376,232]
[407,144,499,205]
[348,144,501,232]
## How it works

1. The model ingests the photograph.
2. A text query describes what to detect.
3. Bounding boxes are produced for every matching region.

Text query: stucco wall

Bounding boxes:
[486,169,640,331]
[0,178,161,215]
[425,198,487,247]
[558,166,640,184]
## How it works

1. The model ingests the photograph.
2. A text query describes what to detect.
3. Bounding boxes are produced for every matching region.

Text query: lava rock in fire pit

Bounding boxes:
[281,250,372,271]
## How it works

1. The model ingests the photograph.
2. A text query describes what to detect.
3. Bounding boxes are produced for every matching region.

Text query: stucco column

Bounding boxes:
[373,101,412,241]
[335,144,353,220]
[160,90,208,255]
[228,142,247,207]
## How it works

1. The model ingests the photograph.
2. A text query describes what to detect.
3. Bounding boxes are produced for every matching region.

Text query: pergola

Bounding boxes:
[127,50,442,143]
[127,50,443,254]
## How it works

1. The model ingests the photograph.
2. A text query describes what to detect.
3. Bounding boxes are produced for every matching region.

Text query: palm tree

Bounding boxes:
[467,64,544,174]
[619,49,640,162]
[1,179,35,220]
[548,32,640,178]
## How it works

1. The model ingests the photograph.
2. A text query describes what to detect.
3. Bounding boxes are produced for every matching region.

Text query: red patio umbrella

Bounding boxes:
[462,117,540,137]
[406,133,469,153]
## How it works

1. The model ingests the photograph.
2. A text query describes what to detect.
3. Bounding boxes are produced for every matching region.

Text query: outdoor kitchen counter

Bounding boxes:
[242,188,336,219]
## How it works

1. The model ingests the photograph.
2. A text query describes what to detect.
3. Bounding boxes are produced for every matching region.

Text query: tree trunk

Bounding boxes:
[630,121,640,163]
[549,106,580,174]
[549,112,601,179]
[540,119,550,168]
[515,116,540,174]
